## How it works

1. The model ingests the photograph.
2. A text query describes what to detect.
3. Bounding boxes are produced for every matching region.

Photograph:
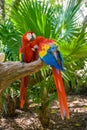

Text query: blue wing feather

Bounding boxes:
[39,44,64,70]
[22,54,24,62]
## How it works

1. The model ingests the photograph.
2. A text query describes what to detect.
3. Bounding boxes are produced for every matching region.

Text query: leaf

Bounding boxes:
[82,106,87,109]
[51,109,57,114]
[75,123,81,127]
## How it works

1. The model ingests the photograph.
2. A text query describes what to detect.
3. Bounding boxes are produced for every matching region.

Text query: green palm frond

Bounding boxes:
[10,0,87,82]
[53,0,82,41]
[11,0,83,41]
[11,0,55,37]
[0,19,21,60]
[59,31,87,61]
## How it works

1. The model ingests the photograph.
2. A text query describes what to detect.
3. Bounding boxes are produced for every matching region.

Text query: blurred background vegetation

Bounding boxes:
[0,0,87,116]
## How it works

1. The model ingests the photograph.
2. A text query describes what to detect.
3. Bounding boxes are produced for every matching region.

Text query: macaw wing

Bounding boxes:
[56,50,64,68]
[48,45,64,70]
[19,53,24,62]
[39,43,51,58]
[19,47,24,62]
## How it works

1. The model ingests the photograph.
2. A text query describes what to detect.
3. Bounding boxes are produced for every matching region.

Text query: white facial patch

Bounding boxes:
[26,33,32,40]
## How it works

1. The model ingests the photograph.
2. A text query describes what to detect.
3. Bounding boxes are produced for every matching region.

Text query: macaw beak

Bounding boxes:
[31,45,39,51]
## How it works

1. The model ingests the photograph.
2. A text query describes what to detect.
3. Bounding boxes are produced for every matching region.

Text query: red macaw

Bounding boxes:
[19,31,38,108]
[32,36,70,120]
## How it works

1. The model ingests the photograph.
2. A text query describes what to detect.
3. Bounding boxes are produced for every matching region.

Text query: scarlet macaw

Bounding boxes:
[19,31,38,108]
[32,36,70,120]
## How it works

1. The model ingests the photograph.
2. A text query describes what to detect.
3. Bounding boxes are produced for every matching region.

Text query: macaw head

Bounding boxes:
[22,31,36,46]
[31,36,45,51]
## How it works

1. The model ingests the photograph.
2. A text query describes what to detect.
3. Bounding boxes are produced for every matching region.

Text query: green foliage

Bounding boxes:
[59,27,87,61]
[27,72,57,105]
[0,19,21,60]
[11,0,56,37]
[10,0,87,94]
[2,81,20,102]
[5,0,13,17]
[52,0,83,40]
[0,0,87,111]
[11,0,87,61]
[11,0,83,40]
[2,81,20,116]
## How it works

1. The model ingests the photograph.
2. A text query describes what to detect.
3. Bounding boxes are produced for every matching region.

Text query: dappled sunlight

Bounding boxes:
[0,95,87,130]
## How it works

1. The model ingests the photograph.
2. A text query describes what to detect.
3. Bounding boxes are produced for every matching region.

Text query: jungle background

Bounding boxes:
[0,0,87,130]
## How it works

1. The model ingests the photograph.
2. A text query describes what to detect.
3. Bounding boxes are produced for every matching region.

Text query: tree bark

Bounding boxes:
[0,60,44,109]
[0,60,44,92]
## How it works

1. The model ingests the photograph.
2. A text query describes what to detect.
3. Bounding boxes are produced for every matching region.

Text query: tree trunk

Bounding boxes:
[0,60,44,110]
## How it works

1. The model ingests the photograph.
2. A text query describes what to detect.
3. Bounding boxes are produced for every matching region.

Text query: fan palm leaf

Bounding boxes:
[53,0,83,40]
[11,0,55,37]
[59,25,87,61]
[11,0,85,41]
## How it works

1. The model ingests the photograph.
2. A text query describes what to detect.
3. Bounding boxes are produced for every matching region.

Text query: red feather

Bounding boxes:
[32,36,70,119]
[27,36,70,119]
[20,76,29,108]
[19,32,38,108]
[52,67,70,119]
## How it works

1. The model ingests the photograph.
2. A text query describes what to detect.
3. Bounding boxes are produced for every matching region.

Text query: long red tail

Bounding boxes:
[20,76,29,108]
[52,67,70,120]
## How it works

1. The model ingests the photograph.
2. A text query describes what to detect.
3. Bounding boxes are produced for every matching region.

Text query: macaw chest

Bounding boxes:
[24,46,34,62]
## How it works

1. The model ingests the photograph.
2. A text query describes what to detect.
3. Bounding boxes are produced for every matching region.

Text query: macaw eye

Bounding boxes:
[26,32,36,41]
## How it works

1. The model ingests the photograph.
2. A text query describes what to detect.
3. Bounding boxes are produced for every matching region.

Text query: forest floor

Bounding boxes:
[0,95,87,130]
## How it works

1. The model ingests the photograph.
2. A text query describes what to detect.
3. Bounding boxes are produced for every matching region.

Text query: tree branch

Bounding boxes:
[0,60,44,94]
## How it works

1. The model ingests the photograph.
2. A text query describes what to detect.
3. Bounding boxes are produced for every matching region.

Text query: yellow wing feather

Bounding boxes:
[39,44,50,58]
[19,53,22,61]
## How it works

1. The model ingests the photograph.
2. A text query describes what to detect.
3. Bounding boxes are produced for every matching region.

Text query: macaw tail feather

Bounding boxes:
[52,67,70,120]
[20,76,29,108]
